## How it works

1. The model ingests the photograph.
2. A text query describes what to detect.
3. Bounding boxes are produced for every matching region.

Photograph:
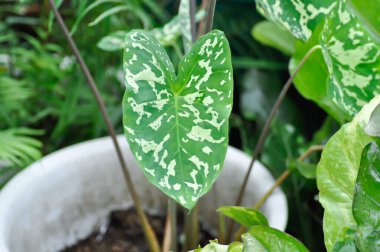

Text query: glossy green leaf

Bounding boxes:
[320,0,380,118]
[227,242,243,252]
[255,0,335,41]
[352,141,380,251]
[241,233,265,252]
[287,159,316,179]
[247,226,309,252]
[217,206,269,228]
[97,31,125,52]
[365,103,380,137]
[252,21,295,55]
[122,30,233,209]
[331,227,357,252]
[317,95,380,251]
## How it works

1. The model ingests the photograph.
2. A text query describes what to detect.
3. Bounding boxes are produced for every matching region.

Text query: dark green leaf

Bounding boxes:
[352,141,380,251]
[287,159,316,179]
[331,227,358,252]
[217,206,269,228]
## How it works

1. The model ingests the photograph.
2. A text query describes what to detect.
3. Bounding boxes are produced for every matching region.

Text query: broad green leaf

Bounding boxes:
[289,24,346,123]
[252,21,296,55]
[247,226,309,252]
[122,30,233,209]
[331,227,357,252]
[317,95,380,251]
[365,103,380,137]
[97,31,125,52]
[320,0,380,118]
[255,0,335,41]
[352,141,380,251]
[217,206,269,228]
[241,233,265,252]
[287,159,316,179]
[190,240,230,252]
[347,0,380,45]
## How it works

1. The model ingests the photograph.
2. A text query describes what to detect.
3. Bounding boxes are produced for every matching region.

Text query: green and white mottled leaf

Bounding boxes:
[191,240,242,252]
[365,103,380,137]
[289,24,347,123]
[321,0,380,118]
[252,20,296,56]
[217,206,269,228]
[122,30,233,210]
[317,95,380,251]
[352,141,380,251]
[255,0,335,41]
[247,226,309,252]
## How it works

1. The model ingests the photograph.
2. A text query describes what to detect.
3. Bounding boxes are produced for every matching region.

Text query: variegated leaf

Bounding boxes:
[255,0,336,41]
[321,0,380,118]
[122,30,233,209]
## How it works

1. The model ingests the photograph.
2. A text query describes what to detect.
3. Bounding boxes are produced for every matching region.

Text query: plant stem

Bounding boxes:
[47,1,160,251]
[204,0,216,34]
[189,0,196,43]
[184,205,200,251]
[233,145,324,240]
[162,199,178,252]
[197,0,208,38]
[226,45,321,241]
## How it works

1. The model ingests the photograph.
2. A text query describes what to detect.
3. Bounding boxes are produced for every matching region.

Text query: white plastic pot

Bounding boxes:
[0,136,287,252]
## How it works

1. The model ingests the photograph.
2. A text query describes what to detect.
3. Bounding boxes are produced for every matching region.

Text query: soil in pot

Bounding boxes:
[61,208,214,252]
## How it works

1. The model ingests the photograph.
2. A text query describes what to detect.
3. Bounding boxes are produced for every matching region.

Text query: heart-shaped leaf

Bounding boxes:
[122,30,233,209]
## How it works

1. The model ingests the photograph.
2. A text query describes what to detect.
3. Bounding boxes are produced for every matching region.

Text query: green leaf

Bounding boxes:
[217,206,269,228]
[252,21,295,55]
[97,31,125,51]
[0,128,43,167]
[190,240,230,252]
[287,159,316,179]
[352,141,380,251]
[317,95,380,251]
[347,0,380,44]
[331,227,357,252]
[255,0,335,41]
[122,30,233,210]
[241,233,265,252]
[227,242,243,252]
[247,226,309,252]
[89,5,130,27]
[320,0,380,118]
[365,103,380,137]
[289,24,346,123]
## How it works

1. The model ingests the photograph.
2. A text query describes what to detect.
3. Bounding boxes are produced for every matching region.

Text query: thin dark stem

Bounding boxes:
[47,1,160,251]
[197,0,208,38]
[169,199,177,251]
[189,0,196,43]
[226,45,321,241]
[204,0,216,34]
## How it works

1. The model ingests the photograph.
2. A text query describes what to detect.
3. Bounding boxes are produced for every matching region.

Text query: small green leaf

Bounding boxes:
[123,30,233,209]
[247,226,310,252]
[352,141,380,251]
[217,206,269,228]
[255,0,336,41]
[97,31,125,51]
[227,242,243,252]
[365,103,380,137]
[89,5,130,27]
[190,240,229,252]
[252,21,295,55]
[287,159,316,179]
[317,95,380,251]
[331,227,357,252]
